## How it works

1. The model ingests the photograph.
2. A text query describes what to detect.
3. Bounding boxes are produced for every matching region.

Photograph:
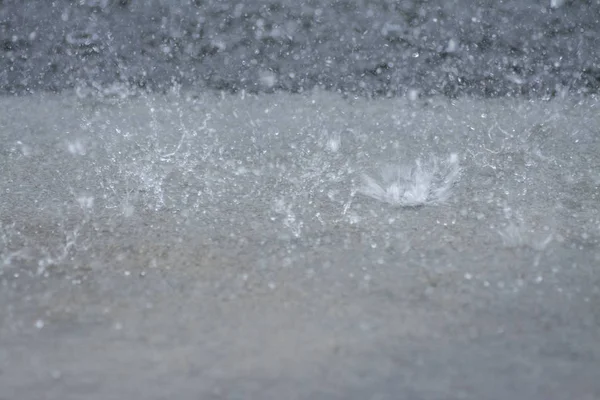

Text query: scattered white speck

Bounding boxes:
[506,74,524,85]
[16,141,32,156]
[233,3,244,18]
[535,276,543,284]
[35,319,44,329]
[76,196,94,210]
[445,38,459,53]
[259,70,278,88]
[464,273,473,280]
[67,140,86,155]
[408,89,420,101]
[122,202,135,217]
[326,132,341,152]
[267,282,276,290]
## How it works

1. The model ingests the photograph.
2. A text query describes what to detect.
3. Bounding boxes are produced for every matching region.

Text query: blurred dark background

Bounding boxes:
[1,0,599,97]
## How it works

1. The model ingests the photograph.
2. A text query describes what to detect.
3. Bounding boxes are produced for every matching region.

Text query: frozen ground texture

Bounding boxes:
[1,0,600,97]
[0,91,599,399]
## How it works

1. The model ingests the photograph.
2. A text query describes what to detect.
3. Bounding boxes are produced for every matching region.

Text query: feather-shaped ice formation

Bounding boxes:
[359,154,461,207]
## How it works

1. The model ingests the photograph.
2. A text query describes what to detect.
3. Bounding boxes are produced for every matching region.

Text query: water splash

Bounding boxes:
[358,154,461,207]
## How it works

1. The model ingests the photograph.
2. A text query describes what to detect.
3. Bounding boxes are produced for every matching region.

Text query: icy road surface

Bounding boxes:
[1,91,599,399]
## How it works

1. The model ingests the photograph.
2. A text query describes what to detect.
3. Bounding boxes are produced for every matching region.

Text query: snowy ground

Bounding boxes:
[1,91,599,399]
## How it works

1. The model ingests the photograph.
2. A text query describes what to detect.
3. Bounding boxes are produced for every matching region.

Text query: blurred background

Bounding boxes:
[1,0,599,97]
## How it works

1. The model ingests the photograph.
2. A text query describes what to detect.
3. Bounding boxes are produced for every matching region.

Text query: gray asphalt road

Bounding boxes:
[0,92,598,399]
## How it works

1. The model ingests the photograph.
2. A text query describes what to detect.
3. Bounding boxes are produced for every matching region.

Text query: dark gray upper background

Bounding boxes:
[1,0,599,97]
